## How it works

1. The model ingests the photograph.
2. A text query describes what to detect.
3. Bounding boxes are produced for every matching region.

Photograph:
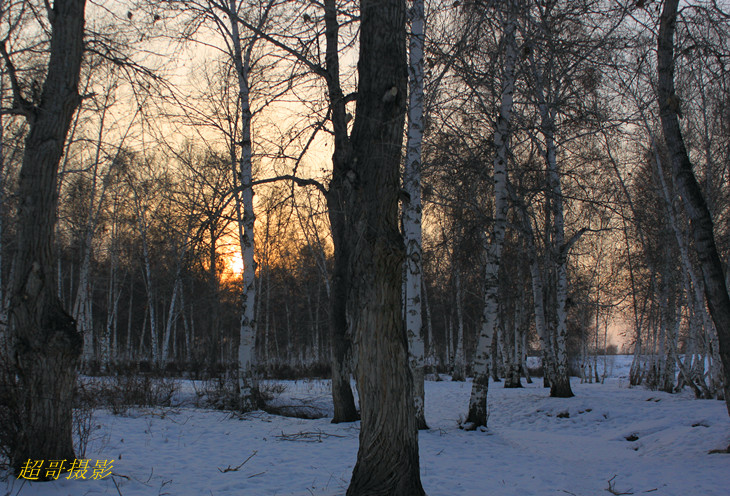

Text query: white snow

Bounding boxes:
[2,357,728,496]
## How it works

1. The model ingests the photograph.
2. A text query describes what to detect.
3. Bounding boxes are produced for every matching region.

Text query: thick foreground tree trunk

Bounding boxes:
[5,0,86,475]
[657,0,730,415]
[345,0,425,494]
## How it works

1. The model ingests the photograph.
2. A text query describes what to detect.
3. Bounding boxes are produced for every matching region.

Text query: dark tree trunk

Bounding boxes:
[324,0,358,423]
[657,0,730,416]
[345,0,425,494]
[549,373,574,398]
[5,0,86,476]
[327,201,359,423]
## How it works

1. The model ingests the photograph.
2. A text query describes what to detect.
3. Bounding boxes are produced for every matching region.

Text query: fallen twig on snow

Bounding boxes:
[275,429,347,443]
[218,451,257,473]
[606,475,633,495]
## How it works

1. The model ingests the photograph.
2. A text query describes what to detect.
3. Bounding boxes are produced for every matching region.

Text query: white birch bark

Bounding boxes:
[181,285,191,364]
[404,0,427,429]
[657,0,730,416]
[74,104,107,368]
[227,0,261,409]
[516,198,558,386]
[528,54,573,397]
[161,224,190,366]
[465,10,516,428]
[101,227,120,372]
[136,202,159,365]
[161,276,181,366]
[652,138,716,395]
[74,99,135,369]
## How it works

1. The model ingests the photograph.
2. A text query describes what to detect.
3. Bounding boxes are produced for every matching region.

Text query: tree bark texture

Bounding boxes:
[404,0,427,430]
[657,0,730,415]
[6,0,86,475]
[324,0,359,423]
[466,11,517,429]
[345,0,425,493]
[227,0,259,411]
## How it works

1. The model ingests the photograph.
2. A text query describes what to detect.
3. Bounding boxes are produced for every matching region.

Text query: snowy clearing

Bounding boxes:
[2,362,729,496]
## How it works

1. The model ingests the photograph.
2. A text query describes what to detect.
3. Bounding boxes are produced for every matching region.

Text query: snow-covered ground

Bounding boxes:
[2,357,729,496]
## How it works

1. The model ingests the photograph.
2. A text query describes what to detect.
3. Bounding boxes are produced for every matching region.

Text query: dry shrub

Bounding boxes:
[195,376,285,413]
[80,374,179,415]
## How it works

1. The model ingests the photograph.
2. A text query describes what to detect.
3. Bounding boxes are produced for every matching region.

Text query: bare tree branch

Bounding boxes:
[0,40,33,117]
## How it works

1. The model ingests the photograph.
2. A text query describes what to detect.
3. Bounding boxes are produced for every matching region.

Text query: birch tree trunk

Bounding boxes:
[465,10,516,429]
[5,0,86,475]
[161,223,190,367]
[403,0,427,430]
[102,196,120,371]
[657,0,730,415]
[542,116,573,398]
[74,232,94,368]
[181,283,192,365]
[524,39,575,397]
[135,203,159,366]
[652,140,714,394]
[161,275,181,366]
[345,0,424,492]
[227,0,260,410]
[73,98,113,370]
[517,199,559,388]
[102,258,120,372]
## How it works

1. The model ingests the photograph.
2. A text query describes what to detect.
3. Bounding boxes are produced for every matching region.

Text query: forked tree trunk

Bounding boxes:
[136,204,159,366]
[515,197,558,387]
[5,0,86,476]
[323,0,359,423]
[652,136,717,395]
[345,0,424,493]
[541,117,573,398]
[161,275,181,366]
[657,0,730,415]
[527,44,574,398]
[403,0,427,430]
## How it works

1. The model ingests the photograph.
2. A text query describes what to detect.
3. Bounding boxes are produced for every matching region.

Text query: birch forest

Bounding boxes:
[1,0,730,494]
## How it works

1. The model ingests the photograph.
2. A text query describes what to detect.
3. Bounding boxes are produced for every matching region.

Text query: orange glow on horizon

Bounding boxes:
[219,242,245,282]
